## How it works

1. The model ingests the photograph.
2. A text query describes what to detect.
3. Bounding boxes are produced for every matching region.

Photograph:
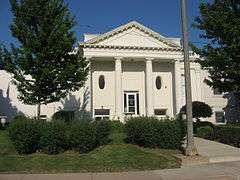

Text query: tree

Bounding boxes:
[0,0,88,119]
[191,0,240,93]
[180,101,213,121]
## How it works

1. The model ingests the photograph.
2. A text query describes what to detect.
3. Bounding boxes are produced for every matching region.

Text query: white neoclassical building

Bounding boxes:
[0,21,228,123]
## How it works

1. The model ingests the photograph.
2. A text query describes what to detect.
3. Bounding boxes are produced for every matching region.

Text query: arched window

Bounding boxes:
[155,76,162,90]
[99,75,105,89]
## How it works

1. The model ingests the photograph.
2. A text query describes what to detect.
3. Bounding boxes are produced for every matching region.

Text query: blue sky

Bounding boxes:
[0,0,203,46]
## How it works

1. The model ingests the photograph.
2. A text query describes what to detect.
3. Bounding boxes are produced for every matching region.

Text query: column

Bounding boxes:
[86,57,93,118]
[115,57,123,120]
[195,66,202,101]
[174,60,182,115]
[145,58,154,116]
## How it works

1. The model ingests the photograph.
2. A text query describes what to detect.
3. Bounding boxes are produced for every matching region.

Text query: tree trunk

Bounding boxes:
[37,103,41,120]
[180,0,198,156]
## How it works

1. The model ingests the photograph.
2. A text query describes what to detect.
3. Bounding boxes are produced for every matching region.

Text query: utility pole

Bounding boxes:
[180,0,198,156]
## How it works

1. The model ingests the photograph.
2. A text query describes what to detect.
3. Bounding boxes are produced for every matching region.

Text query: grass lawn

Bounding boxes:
[0,130,180,173]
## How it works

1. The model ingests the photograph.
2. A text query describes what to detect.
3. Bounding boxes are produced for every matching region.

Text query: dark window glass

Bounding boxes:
[99,75,105,89]
[94,109,110,115]
[154,109,167,116]
[124,93,127,112]
[156,76,162,90]
[215,111,225,123]
[136,93,139,115]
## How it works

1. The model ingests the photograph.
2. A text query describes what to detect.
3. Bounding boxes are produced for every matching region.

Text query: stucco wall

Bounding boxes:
[122,61,146,116]
[92,61,116,119]
[152,62,174,117]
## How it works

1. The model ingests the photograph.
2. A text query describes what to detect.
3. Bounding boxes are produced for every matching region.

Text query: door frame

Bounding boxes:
[123,91,139,115]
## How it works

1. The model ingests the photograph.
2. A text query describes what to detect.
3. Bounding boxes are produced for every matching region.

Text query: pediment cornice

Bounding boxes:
[80,21,181,49]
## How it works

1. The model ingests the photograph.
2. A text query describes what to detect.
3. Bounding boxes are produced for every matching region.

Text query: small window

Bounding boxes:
[154,109,167,116]
[94,108,110,120]
[155,76,162,90]
[215,111,225,123]
[99,75,105,89]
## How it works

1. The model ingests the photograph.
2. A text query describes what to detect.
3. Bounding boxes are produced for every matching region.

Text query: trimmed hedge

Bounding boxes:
[68,121,97,153]
[125,117,185,149]
[196,126,214,139]
[68,120,111,153]
[52,110,75,123]
[193,120,215,134]
[8,116,111,154]
[8,118,41,154]
[93,120,111,145]
[213,125,240,148]
[39,121,67,154]
[109,120,125,133]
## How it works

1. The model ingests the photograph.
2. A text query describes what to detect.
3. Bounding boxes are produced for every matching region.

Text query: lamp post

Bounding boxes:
[180,0,198,156]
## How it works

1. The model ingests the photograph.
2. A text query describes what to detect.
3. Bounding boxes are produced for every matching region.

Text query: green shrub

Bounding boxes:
[93,120,111,145]
[125,117,184,149]
[11,115,27,121]
[213,125,240,147]
[180,101,212,119]
[109,120,125,133]
[52,110,74,123]
[196,126,214,139]
[68,121,97,153]
[176,114,186,140]
[39,121,67,154]
[8,118,41,154]
[193,120,215,134]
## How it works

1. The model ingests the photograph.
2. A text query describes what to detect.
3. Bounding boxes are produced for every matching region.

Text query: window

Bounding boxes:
[94,108,110,120]
[98,75,105,89]
[155,76,162,90]
[124,92,139,115]
[213,88,221,95]
[154,109,167,116]
[215,111,225,123]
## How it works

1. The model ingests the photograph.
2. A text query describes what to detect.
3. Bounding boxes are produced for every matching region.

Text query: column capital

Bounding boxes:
[145,57,154,61]
[114,57,124,61]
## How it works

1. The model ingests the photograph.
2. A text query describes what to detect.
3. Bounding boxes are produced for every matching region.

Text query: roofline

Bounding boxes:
[80,21,181,48]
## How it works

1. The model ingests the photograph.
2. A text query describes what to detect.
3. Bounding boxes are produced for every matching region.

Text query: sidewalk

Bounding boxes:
[194,137,240,163]
[1,161,240,180]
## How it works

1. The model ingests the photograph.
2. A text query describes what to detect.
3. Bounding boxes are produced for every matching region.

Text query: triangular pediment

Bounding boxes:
[81,21,181,50]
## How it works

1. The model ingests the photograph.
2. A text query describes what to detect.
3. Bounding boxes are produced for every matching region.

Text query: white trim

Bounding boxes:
[80,21,181,48]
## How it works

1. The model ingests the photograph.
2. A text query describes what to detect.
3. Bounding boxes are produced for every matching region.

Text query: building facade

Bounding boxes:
[0,21,227,123]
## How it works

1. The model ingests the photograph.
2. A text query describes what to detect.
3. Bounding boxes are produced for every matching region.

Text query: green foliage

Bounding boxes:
[192,0,240,92]
[176,114,187,140]
[196,126,214,139]
[109,120,125,133]
[8,118,41,154]
[67,121,97,153]
[11,115,27,121]
[180,101,212,119]
[0,0,88,116]
[52,110,75,123]
[39,121,67,154]
[213,125,240,148]
[0,129,180,172]
[125,117,184,149]
[193,120,215,134]
[93,120,111,145]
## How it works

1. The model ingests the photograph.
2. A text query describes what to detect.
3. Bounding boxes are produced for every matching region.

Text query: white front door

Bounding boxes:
[124,92,139,115]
